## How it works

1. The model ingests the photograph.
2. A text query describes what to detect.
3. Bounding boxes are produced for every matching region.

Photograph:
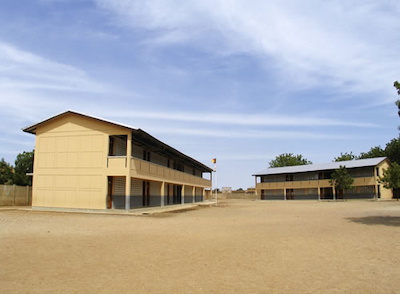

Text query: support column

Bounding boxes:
[254,176,258,199]
[284,189,287,201]
[192,186,196,203]
[181,185,185,204]
[125,132,132,211]
[161,182,165,207]
[125,176,131,210]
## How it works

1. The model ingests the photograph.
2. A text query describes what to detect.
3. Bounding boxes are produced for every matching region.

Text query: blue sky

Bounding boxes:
[1,0,399,189]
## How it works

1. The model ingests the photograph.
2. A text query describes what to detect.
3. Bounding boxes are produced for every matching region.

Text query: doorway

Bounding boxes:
[107,176,113,209]
[142,181,150,207]
[286,189,294,200]
[173,185,182,204]
[320,187,334,200]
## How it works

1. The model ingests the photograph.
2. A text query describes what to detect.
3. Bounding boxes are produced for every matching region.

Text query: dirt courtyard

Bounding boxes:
[1,200,400,293]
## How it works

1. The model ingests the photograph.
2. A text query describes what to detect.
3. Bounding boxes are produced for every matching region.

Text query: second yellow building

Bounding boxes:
[253,157,392,200]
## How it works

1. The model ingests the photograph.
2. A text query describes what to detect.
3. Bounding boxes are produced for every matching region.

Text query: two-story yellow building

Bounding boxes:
[23,110,213,210]
[253,157,392,200]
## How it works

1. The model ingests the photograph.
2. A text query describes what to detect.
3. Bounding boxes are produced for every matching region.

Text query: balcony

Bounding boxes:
[130,158,211,187]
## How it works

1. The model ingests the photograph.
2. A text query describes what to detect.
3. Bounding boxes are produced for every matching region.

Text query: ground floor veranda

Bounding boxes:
[108,176,211,209]
[259,184,385,200]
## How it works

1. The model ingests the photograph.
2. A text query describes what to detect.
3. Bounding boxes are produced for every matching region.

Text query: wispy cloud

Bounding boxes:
[0,42,123,123]
[96,0,400,102]
[0,42,107,93]
[147,125,356,140]
[108,110,377,128]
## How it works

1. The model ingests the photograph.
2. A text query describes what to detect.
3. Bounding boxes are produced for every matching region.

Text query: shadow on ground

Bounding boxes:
[347,216,400,227]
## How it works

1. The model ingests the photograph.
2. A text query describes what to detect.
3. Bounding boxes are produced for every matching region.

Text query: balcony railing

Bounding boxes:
[107,156,127,169]
[131,158,211,187]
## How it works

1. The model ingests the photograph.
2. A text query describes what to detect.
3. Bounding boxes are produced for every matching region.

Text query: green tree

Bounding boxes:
[329,165,354,200]
[334,152,357,162]
[394,81,400,133]
[359,146,386,159]
[13,151,34,186]
[269,153,312,168]
[394,81,400,95]
[378,162,400,200]
[0,158,14,185]
[385,138,400,165]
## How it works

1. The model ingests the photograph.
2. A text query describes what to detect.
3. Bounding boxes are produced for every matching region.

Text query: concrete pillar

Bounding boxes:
[161,182,165,206]
[254,176,258,199]
[125,176,131,210]
[125,132,132,211]
[181,185,185,204]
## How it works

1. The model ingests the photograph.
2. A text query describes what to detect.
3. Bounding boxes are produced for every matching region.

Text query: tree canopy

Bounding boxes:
[358,146,386,159]
[334,152,357,162]
[0,150,34,186]
[269,153,312,168]
[13,151,34,186]
[385,139,400,165]
[329,165,354,199]
[394,81,400,96]
[379,162,400,190]
[0,158,14,185]
[379,162,400,200]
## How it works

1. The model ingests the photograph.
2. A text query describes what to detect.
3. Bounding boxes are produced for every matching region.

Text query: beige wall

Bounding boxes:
[32,113,130,209]
[31,113,212,209]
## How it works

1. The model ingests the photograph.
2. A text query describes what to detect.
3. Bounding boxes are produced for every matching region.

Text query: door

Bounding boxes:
[143,181,150,207]
[286,189,294,200]
[107,177,113,209]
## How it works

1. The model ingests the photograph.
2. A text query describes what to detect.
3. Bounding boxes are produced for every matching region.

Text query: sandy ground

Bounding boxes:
[1,200,400,294]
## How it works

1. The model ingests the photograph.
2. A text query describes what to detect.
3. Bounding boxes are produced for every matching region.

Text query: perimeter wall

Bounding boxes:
[0,185,32,206]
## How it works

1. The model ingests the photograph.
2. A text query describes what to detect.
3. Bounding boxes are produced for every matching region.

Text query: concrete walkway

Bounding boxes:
[0,200,217,216]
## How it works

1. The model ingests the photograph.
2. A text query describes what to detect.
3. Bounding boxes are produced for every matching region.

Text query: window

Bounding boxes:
[286,174,293,181]
[173,162,184,172]
[143,150,151,162]
[109,135,127,156]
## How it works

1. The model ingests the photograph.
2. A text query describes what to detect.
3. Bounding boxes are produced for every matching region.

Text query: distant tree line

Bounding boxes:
[0,150,34,186]
[268,138,400,169]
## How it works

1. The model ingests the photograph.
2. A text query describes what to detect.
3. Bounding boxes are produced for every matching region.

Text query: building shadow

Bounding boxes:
[347,216,400,227]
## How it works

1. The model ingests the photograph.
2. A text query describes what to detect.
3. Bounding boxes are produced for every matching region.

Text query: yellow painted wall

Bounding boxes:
[32,113,130,209]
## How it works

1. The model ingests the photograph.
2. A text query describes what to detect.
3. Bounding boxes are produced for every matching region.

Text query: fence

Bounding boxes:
[219,192,258,200]
[0,185,32,206]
